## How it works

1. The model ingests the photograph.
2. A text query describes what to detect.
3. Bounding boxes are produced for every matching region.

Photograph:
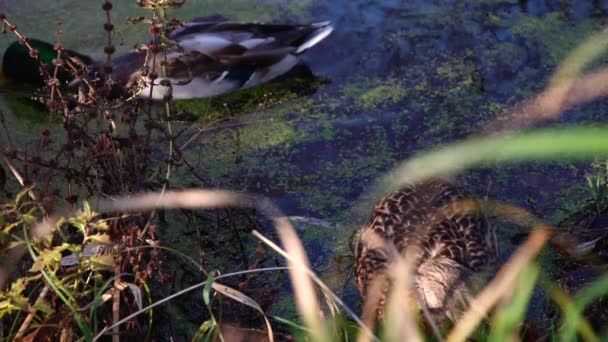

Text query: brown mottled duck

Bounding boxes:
[354,178,499,324]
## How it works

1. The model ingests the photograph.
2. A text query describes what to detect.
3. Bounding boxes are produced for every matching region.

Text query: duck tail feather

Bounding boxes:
[295,22,334,54]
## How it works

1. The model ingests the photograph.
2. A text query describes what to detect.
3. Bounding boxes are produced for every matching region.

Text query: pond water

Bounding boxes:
[3,0,608,336]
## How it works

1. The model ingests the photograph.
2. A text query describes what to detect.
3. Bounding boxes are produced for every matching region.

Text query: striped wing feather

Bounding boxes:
[355,179,497,321]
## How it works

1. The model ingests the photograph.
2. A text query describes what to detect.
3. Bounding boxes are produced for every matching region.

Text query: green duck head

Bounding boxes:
[1,39,94,87]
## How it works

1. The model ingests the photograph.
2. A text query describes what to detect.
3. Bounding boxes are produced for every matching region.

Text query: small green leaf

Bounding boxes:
[91,220,110,231]
[203,275,214,306]
[20,213,36,226]
[69,216,87,234]
[3,221,22,234]
[88,254,115,271]
[84,234,111,245]
[561,270,608,340]
[6,240,24,250]
[9,276,33,296]
[83,201,92,217]
[0,299,22,318]
[31,248,62,272]
[14,187,31,205]
[489,263,539,340]
[192,320,215,342]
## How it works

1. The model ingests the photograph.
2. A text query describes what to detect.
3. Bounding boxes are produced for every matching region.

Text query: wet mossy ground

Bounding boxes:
[3,0,608,337]
[165,0,608,324]
[0,93,51,125]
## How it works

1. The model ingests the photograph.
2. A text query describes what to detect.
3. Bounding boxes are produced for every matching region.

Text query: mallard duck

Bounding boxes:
[1,16,333,100]
[354,178,498,324]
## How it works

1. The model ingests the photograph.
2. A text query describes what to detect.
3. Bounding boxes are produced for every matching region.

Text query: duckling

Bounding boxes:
[354,178,498,324]
[1,16,333,100]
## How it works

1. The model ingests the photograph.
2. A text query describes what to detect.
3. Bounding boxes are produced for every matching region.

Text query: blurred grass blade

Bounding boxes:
[488,263,539,341]
[252,229,330,342]
[97,189,255,212]
[375,126,608,197]
[550,28,608,85]
[447,227,551,342]
[561,272,608,341]
[383,256,423,342]
[252,228,378,341]
[272,216,326,341]
[479,28,608,134]
[539,276,597,342]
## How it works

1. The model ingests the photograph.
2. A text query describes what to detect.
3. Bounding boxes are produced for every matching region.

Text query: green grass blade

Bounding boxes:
[376,126,608,197]
[489,263,539,341]
[561,272,608,341]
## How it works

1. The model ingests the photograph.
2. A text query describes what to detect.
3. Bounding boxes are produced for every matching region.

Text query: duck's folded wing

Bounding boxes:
[170,20,333,57]
[216,47,296,67]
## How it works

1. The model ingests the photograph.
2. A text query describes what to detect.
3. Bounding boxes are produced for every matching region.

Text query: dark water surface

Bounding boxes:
[3,0,608,335]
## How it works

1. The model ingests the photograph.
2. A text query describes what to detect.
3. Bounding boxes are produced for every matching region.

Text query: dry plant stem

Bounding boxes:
[178,119,266,152]
[102,0,114,81]
[49,21,65,113]
[14,285,50,340]
[357,275,385,342]
[485,201,544,228]
[252,230,378,342]
[356,231,441,342]
[161,99,173,195]
[102,7,119,337]
[152,6,174,197]
[384,255,423,342]
[446,227,552,342]
[139,7,168,239]
[97,190,255,212]
[113,260,121,342]
[0,155,37,201]
[92,267,286,342]
[486,66,608,133]
[265,217,326,341]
